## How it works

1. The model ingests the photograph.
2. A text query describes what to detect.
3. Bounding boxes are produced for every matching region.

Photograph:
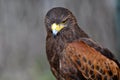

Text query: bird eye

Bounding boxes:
[62,21,66,23]
[62,19,67,24]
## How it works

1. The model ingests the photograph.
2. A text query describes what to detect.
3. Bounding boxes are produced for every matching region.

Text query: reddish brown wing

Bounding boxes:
[65,40,120,80]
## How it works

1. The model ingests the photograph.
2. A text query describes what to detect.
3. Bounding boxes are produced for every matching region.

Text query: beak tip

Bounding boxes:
[52,30,58,36]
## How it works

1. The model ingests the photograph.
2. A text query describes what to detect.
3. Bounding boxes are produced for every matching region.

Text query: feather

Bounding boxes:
[45,7,120,80]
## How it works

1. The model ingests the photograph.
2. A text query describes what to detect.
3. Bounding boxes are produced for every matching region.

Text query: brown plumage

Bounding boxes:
[45,7,120,80]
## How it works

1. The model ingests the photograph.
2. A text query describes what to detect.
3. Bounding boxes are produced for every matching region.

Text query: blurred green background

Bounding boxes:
[0,0,119,80]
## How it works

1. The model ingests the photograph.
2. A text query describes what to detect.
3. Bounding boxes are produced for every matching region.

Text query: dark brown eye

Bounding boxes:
[62,20,66,23]
[62,19,67,24]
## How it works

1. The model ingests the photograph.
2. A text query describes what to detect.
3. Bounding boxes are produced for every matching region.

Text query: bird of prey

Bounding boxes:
[45,7,120,80]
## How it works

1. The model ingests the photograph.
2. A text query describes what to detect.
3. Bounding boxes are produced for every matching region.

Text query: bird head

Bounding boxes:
[45,7,77,37]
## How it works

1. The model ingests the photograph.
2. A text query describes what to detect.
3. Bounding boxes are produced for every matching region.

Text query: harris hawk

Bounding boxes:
[45,7,120,80]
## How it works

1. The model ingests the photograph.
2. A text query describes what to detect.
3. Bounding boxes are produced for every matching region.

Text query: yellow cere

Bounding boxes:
[51,23,64,32]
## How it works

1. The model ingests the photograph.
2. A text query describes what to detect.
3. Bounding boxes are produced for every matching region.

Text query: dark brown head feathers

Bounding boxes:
[45,7,120,80]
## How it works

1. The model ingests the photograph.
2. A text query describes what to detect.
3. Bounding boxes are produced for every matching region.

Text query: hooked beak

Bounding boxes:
[51,23,64,36]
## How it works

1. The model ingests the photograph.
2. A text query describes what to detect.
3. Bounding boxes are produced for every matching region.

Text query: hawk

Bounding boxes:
[45,7,120,80]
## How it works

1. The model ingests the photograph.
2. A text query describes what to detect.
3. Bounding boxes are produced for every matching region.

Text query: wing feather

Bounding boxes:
[80,38,120,68]
[64,40,120,80]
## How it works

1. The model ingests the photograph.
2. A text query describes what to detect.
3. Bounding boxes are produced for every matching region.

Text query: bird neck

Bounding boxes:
[46,24,89,61]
